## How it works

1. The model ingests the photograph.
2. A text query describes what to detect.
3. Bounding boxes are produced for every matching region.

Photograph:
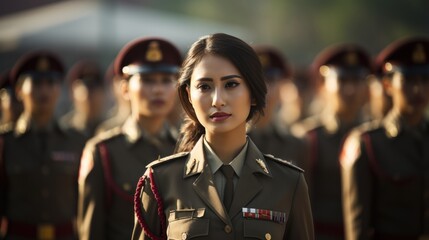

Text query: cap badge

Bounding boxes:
[319,65,331,77]
[37,57,50,72]
[258,54,270,68]
[384,62,393,72]
[412,44,426,64]
[345,51,358,66]
[146,41,162,62]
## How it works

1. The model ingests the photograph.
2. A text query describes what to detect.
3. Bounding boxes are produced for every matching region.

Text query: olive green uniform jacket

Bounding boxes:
[297,112,365,240]
[77,117,177,240]
[132,136,314,240]
[0,114,86,240]
[248,119,308,168]
[340,110,429,240]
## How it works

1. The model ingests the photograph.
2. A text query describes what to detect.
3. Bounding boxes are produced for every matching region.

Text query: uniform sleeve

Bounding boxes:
[284,172,314,240]
[132,168,163,240]
[77,143,106,240]
[340,133,374,240]
[0,136,6,229]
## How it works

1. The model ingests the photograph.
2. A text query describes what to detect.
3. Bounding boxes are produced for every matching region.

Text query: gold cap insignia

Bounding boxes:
[345,51,358,66]
[37,57,50,72]
[146,41,162,62]
[412,44,426,64]
[256,158,269,174]
[384,62,393,72]
[319,65,331,77]
[258,54,270,68]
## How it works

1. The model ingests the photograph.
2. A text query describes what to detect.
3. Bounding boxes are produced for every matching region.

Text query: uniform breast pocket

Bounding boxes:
[244,219,286,240]
[167,208,209,240]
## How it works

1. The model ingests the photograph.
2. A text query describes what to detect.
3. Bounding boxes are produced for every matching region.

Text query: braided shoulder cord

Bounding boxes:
[134,169,167,240]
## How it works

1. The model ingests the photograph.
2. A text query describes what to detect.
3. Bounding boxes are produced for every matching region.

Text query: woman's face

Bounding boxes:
[127,72,177,118]
[18,76,61,116]
[187,54,252,135]
[386,72,429,115]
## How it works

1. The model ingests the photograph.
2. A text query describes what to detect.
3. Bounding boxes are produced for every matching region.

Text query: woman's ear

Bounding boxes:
[120,79,130,101]
[186,86,192,104]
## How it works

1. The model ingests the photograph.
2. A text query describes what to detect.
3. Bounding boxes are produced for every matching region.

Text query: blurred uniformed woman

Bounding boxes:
[0,51,86,240]
[60,60,106,139]
[341,37,429,240]
[248,46,308,167]
[294,44,372,240]
[77,37,181,240]
[132,33,314,240]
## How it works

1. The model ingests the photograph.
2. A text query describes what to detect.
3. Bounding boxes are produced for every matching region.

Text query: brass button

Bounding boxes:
[181,232,187,240]
[224,225,232,233]
[265,233,272,240]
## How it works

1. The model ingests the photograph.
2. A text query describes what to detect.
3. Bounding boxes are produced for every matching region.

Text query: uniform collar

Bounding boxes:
[203,136,248,177]
[122,116,172,145]
[320,110,365,135]
[184,135,272,178]
[15,113,63,137]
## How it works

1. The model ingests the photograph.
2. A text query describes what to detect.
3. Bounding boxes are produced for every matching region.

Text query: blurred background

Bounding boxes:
[1,0,429,113]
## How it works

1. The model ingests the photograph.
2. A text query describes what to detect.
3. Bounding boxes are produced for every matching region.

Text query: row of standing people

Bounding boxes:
[0,33,428,239]
[251,36,429,239]
[266,36,428,239]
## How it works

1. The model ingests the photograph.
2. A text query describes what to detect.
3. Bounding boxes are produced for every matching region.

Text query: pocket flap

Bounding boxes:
[169,208,205,221]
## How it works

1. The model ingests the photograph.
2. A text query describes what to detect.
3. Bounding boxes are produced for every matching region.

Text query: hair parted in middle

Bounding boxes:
[176,33,267,152]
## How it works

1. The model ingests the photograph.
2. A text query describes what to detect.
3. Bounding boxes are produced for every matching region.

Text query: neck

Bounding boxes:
[205,124,247,164]
[1,110,12,124]
[133,113,165,136]
[31,111,53,129]
[336,110,359,126]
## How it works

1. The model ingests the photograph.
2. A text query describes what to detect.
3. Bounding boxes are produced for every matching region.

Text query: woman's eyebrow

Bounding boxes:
[221,75,243,80]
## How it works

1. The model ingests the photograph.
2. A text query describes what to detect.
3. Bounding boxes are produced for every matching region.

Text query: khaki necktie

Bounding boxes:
[220,165,234,211]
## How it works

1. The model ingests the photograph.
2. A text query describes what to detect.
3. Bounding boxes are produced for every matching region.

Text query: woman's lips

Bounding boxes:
[209,112,232,122]
[151,99,166,106]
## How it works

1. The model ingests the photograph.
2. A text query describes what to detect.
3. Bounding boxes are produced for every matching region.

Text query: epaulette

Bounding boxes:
[83,127,122,151]
[96,126,123,140]
[264,153,304,172]
[146,152,189,169]
[0,123,14,135]
[290,115,323,138]
[354,119,382,134]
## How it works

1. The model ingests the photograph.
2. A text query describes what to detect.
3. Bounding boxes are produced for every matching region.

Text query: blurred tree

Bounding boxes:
[141,0,428,65]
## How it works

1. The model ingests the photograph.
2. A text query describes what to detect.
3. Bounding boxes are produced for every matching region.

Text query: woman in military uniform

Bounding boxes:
[0,51,86,240]
[341,37,429,239]
[132,33,314,240]
[77,38,181,240]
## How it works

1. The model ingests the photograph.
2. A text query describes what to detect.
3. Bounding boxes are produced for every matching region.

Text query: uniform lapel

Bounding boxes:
[185,137,231,226]
[229,139,272,218]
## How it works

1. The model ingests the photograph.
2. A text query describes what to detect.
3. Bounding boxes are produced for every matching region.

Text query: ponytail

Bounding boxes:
[175,116,205,153]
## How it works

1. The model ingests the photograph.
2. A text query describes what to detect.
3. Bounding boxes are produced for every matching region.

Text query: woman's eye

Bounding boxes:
[225,81,239,88]
[196,84,211,91]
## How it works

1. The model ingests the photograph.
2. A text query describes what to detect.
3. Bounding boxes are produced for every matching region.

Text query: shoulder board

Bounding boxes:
[354,119,381,133]
[97,126,123,140]
[290,116,323,138]
[146,152,189,168]
[263,154,304,172]
[0,123,14,135]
